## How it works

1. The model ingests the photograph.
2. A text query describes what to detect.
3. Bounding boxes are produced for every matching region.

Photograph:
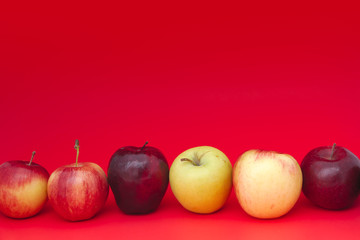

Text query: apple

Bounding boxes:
[233,149,302,219]
[0,151,49,218]
[107,141,169,214]
[169,146,232,214]
[47,140,109,221]
[301,143,360,210]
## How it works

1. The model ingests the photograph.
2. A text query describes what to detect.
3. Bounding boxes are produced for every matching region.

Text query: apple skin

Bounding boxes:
[233,150,302,219]
[169,146,232,214]
[0,160,49,218]
[107,145,169,214]
[47,162,109,221]
[301,145,360,210]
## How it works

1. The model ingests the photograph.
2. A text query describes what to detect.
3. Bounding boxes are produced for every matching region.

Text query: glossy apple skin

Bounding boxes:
[301,146,360,210]
[107,146,169,214]
[47,162,109,221]
[0,161,49,218]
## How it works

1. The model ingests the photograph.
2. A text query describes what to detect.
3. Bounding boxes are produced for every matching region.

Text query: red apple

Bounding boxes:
[108,141,169,214]
[0,152,49,218]
[47,140,109,221]
[301,143,360,210]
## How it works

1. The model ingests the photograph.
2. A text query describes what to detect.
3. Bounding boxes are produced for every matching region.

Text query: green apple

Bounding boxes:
[169,146,232,214]
[233,149,302,219]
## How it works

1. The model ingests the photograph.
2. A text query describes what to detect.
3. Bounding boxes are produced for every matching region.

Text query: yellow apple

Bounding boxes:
[169,146,232,214]
[233,149,302,219]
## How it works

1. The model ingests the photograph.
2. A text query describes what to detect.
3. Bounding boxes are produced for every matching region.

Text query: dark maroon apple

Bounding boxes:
[301,144,360,210]
[107,142,169,214]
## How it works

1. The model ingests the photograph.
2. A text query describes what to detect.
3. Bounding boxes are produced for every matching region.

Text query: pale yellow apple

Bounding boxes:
[169,146,232,214]
[233,149,302,219]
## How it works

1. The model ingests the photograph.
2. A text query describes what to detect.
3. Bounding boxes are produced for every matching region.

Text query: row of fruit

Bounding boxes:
[0,141,359,221]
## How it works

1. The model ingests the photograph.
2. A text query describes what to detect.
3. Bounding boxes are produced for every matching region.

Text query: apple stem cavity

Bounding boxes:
[74,139,80,167]
[330,143,336,160]
[181,158,200,166]
[141,141,149,151]
[28,151,36,166]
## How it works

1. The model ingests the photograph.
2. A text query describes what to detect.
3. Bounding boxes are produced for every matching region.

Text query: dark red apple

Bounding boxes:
[301,144,360,210]
[0,152,49,218]
[47,140,109,221]
[107,141,169,214]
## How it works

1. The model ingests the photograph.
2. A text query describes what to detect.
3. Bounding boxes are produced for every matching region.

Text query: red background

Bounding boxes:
[1,0,360,239]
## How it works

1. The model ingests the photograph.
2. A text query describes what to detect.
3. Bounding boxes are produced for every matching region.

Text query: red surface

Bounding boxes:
[1,0,360,239]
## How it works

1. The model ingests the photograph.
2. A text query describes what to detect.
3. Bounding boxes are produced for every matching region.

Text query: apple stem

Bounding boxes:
[74,140,80,167]
[141,141,149,151]
[28,151,36,166]
[181,158,200,166]
[330,143,336,160]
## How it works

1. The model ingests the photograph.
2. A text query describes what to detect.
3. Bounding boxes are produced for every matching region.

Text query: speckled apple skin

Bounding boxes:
[170,146,232,214]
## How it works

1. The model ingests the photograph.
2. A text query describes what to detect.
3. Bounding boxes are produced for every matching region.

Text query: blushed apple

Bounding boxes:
[233,149,302,219]
[0,151,49,218]
[47,140,109,221]
[169,146,232,214]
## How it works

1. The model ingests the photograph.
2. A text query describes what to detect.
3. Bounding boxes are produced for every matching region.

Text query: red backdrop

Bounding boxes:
[1,0,360,239]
